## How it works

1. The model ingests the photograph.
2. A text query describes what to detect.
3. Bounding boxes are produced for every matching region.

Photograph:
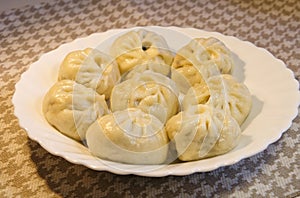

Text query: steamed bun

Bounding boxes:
[110,71,180,123]
[171,37,233,93]
[196,37,233,74]
[166,105,241,161]
[183,74,252,125]
[110,29,173,74]
[43,80,109,141]
[86,108,169,164]
[58,48,120,99]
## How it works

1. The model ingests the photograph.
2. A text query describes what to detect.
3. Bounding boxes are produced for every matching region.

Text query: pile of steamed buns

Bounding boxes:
[43,29,252,165]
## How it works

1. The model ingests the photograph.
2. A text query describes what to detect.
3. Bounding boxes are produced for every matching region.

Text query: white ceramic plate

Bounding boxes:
[13,26,300,177]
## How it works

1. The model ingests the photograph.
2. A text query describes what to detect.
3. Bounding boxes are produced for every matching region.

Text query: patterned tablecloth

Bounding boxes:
[1,0,299,197]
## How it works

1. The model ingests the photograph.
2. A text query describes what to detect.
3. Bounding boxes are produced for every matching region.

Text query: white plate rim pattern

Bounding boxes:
[13,26,300,177]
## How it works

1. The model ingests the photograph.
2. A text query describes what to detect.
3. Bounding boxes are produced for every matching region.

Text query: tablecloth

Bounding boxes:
[1,0,299,197]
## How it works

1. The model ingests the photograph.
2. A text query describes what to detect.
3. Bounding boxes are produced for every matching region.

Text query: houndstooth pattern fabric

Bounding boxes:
[0,0,299,197]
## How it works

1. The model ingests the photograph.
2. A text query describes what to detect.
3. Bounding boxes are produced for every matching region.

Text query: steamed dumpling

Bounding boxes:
[171,39,211,93]
[183,74,252,125]
[207,74,252,125]
[196,37,233,74]
[58,48,120,99]
[86,108,169,164]
[171,37,233,93]
[166,105,241,161]
[110,29,173,74]
[43,80,109,141]
[110,71,180,123]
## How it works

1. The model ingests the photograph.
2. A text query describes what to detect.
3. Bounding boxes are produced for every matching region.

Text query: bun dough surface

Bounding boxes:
[86,108,169,164]
[58,48,120,99]
[197,37,233,74]
[171,37,233,93]
[183,74,252,125]
[110,71,180,123]
[110,29,173,74]
[166,105,241,161]
[43,80,109,141]
[122,61,170,80]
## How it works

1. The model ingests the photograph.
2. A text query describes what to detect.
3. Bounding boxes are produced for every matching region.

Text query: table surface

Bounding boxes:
[1,0,299,197]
